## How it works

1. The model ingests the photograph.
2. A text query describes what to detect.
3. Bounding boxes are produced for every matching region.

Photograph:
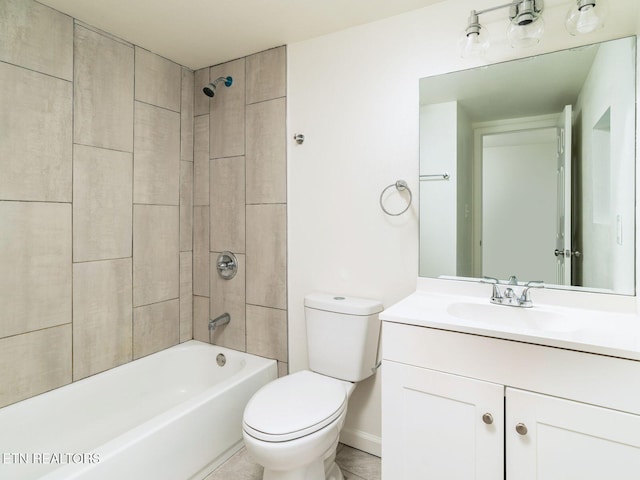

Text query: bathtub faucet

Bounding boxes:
[209,312,231,332]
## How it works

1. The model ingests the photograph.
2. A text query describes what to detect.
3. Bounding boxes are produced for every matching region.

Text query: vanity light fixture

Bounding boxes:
[460,0,607,58]
[460,0,544,57]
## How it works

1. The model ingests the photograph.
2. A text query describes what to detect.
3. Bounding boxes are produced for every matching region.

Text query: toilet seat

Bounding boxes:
[243,371,347,442]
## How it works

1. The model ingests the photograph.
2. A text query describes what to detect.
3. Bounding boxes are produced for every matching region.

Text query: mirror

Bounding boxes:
[419,36,636,295]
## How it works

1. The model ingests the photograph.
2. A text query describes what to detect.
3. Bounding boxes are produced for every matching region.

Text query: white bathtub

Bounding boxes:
[0,340,277,480]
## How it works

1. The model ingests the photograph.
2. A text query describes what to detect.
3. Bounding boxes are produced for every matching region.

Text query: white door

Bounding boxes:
[555,105,572,285]
[506,388,640,479]
[382,361,504,479]
[482,128,558,282]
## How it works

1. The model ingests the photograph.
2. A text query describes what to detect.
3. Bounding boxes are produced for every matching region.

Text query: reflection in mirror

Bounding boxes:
[419,36,636,295]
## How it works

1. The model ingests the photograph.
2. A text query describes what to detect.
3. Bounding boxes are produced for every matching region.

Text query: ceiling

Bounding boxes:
[38,0,445,70]
[419,41,600,123]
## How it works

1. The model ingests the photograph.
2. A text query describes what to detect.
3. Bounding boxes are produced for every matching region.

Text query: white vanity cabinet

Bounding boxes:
[383,361,504,479]
[381,321,640,480]
[506,388,640,479]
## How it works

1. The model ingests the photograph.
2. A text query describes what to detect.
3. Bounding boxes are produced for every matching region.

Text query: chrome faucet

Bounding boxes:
[209,312,231,332]
[482,276,544,308]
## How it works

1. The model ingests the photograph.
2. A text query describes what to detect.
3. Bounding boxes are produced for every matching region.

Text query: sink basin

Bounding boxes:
[381,279,640,361]
[446,301,575,333]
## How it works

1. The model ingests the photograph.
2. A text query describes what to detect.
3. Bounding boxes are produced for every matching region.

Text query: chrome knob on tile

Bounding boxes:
[515,423,528,435]
[482,413,494,425]
[216,251,238,280]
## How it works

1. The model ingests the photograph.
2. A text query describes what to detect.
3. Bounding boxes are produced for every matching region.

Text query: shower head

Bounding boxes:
[203,76,233,97]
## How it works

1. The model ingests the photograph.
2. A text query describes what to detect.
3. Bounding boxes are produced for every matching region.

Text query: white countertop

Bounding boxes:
[381,278,640,361]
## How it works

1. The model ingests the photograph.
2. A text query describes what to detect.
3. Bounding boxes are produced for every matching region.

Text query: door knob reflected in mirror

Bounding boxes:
[554,249,582,258]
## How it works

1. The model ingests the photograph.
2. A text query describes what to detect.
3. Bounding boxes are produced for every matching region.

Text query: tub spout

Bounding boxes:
[209,312,231,331]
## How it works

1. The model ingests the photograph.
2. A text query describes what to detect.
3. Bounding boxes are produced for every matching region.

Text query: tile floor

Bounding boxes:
[205,444,381,480]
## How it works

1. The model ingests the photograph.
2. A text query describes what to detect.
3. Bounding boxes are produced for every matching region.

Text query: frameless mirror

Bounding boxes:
[419,36,636,295]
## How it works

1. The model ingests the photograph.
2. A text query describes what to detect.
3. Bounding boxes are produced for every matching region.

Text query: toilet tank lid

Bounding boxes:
[304,293,383,316]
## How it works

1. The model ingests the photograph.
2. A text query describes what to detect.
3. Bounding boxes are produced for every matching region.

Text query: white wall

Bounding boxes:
[575,37,636,294]
[419,101,458,277]
[287,0,640,455]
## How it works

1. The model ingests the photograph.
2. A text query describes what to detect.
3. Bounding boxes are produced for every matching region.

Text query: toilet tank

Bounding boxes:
[304,293,383,382]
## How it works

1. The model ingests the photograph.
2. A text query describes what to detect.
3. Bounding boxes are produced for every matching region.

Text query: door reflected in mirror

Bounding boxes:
[419,36,636,295]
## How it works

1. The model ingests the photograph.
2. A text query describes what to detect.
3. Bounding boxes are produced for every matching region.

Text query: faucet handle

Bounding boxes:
[482,276,502,301]
[481,276,499,284]
[508,275,519,285]
[520,281,545,305]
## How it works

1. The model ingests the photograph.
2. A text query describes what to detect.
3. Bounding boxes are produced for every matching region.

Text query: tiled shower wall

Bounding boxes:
[0,0,194,407]
[192,47,289,376]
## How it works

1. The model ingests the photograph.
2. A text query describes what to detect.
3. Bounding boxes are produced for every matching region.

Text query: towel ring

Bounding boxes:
[380,180,412,216]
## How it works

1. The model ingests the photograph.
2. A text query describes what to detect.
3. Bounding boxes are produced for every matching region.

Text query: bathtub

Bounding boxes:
[0,340,277,480]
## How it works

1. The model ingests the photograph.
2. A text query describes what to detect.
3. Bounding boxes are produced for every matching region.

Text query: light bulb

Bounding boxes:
[459,17,490,59]
[459,32,490,58]
[507,15,545,48]
[565,0,607,35]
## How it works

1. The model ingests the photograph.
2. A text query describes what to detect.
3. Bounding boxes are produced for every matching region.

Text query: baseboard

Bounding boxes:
[339,428,381,457]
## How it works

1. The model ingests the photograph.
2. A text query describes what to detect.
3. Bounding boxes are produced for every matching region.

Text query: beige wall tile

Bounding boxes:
[133,205,179,306]
[0,63,72,202]
[181,68,194,162]
[194,115,210,205]
[210,157,246,253]
[194,158,210,205]
[193,295,210,342]
[246,98,286,204]
[246,305,288,362]
[194,67,210,116]
[133,299,179,359]
[0,325,71,408]
[73,145,132,262]
[210,58,246,159]
[277,361,289,378]
[193,206,210,297]
[0,202,71,338]
[180,251,193,342]
[246,46,286,104]
[134,47,181,112]
[134,101,180,205]
[246,204,287,309]
[73,259,133,380]
[74,25,134,152]
[180,161,194,252]
[0,0,73,80]
[210,253,246,351]
[194,112,210,161]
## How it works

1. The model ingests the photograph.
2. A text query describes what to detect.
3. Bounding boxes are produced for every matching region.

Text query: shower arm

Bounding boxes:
[212,76,233,87]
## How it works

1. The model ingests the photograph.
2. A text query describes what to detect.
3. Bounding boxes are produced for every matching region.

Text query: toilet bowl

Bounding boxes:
[242,293,383,480]
[243,371,355,480]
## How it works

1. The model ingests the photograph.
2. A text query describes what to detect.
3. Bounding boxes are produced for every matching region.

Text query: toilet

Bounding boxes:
[242,293,383,480]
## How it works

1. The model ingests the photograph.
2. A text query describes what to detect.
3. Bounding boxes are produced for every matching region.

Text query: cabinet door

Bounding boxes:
[382,361,504,480]
[506,388,640,479]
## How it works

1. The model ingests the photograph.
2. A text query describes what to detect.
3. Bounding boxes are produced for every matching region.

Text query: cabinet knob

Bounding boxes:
[515,423,528,435]
[482,413,494,425]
